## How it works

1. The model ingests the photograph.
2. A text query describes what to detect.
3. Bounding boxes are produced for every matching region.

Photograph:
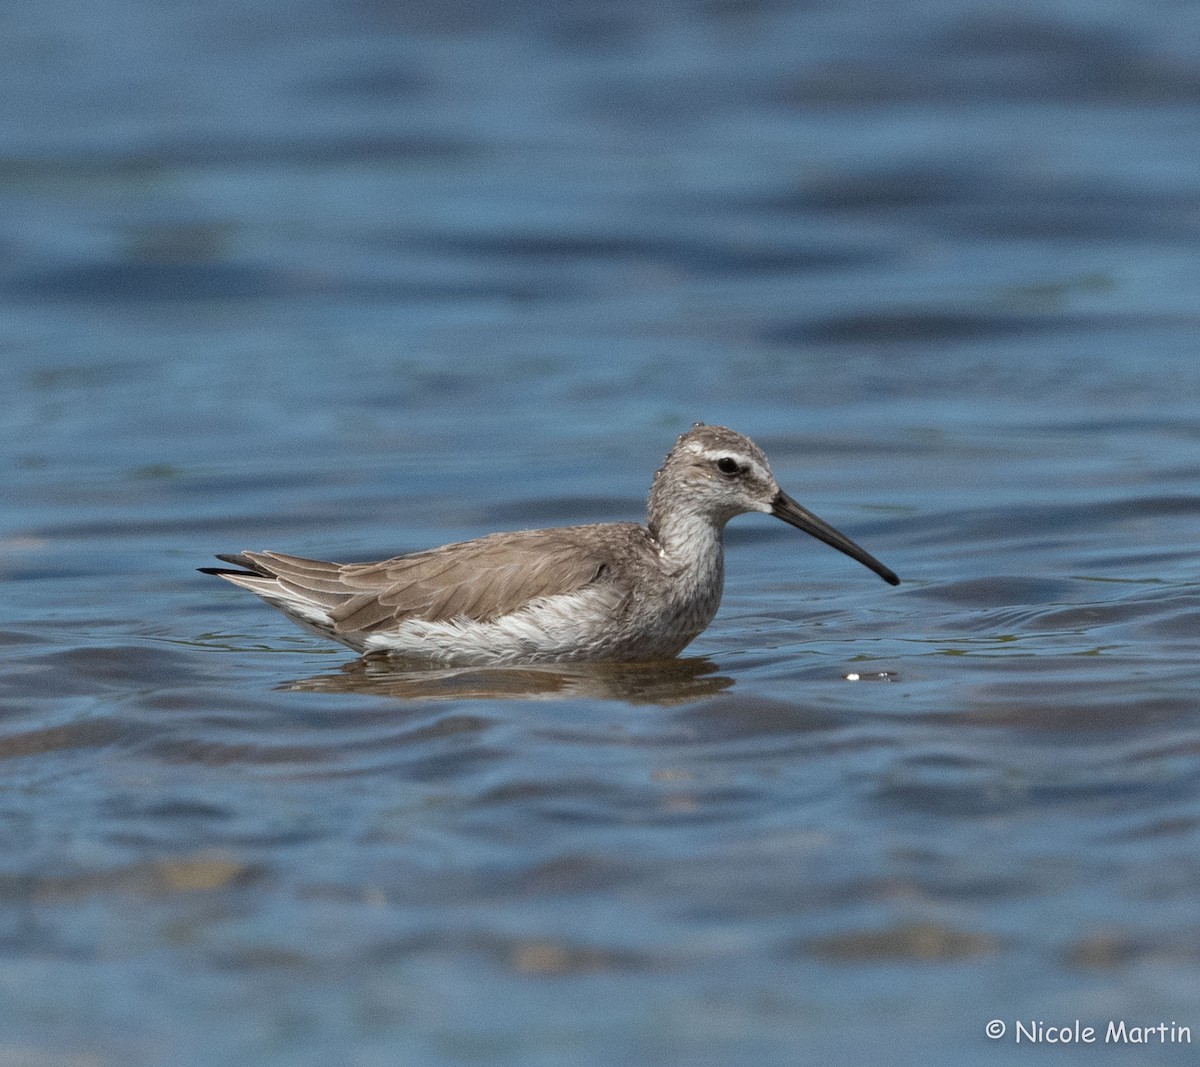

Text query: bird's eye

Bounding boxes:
[715,457,741,477]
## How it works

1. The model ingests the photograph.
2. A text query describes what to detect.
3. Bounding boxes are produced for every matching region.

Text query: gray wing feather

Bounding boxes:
[233,529,628,636]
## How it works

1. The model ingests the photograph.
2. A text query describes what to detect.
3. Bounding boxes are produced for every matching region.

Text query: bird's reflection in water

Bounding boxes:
[281,655,732,705]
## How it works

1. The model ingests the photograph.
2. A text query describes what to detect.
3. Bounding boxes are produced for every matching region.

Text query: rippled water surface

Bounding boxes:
[3,0,1200,1063]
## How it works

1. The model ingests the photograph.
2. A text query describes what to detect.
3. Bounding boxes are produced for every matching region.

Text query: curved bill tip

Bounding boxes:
[771,491,900,586]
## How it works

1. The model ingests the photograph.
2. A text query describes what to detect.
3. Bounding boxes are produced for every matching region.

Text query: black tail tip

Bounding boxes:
[199,552,265,578]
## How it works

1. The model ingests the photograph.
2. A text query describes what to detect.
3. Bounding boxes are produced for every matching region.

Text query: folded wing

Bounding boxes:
[210,528,620,638]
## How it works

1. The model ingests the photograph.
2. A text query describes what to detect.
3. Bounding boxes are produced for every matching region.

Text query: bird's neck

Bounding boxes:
[649,507,726,577]
[646,507,727,640]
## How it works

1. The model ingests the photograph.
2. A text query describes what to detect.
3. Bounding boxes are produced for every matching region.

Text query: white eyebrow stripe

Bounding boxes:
[694,447,771,481]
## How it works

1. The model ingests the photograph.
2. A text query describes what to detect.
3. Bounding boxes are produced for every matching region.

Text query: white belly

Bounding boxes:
[358,584,647,665]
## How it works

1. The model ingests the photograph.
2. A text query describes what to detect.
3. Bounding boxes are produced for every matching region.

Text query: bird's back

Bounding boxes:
[207,522,667,659]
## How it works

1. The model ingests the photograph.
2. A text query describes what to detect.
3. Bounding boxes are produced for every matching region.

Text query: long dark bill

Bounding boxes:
[771,491,900,586]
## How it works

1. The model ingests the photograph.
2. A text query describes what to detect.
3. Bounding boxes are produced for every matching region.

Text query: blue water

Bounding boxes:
[3,1,1200,1063]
